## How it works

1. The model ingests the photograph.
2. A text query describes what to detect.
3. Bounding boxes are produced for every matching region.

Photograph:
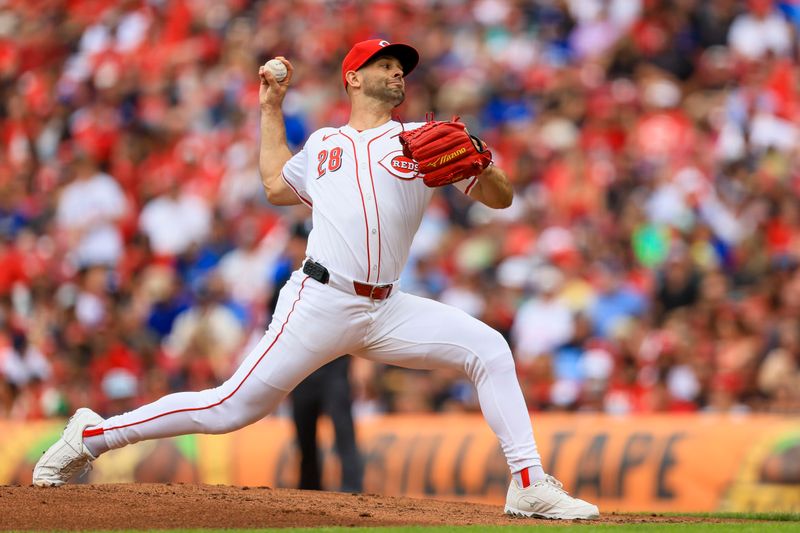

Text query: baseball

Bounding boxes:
[264,59,287,82]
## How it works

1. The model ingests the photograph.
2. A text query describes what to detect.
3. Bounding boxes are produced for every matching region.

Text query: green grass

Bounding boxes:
[17,514,799,532]
[663,512,800,521]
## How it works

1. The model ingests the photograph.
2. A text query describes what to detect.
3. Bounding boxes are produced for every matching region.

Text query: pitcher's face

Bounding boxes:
[360,56,406,107]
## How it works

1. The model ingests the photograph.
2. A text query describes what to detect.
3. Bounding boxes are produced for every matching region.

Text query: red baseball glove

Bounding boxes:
[398,119,493,187]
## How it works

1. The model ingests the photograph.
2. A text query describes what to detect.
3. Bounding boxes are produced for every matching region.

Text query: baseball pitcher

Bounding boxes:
[34,39,599,520]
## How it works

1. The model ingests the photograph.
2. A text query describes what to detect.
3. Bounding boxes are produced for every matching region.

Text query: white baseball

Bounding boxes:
[265,59,287,82]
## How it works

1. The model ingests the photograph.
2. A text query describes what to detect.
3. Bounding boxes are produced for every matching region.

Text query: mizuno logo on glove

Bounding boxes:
[428,147,468,169]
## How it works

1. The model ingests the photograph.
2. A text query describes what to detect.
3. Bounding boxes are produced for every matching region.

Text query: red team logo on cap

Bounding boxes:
[379,151,419,180]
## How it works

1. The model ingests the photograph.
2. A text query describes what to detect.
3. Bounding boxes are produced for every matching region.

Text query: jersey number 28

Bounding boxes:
[317,147,342,178]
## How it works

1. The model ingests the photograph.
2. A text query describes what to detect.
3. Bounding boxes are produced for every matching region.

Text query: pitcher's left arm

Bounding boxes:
[468,164,513,208]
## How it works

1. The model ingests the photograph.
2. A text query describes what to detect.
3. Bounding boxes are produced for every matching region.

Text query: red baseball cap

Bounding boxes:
[341,39,419,89]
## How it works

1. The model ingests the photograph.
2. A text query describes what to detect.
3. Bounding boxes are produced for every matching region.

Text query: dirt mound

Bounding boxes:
[0,484,742,530]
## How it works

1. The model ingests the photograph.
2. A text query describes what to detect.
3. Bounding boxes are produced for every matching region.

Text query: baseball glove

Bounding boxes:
[398,118,493,187]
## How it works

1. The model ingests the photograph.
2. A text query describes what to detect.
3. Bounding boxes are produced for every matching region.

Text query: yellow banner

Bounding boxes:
[4,414,798,512]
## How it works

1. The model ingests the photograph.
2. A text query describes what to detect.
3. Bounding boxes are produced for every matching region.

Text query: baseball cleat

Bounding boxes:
[33,408,104,487]
[504,475,600,520]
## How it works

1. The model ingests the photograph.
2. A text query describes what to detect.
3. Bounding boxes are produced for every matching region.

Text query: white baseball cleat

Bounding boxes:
[33,408,104,487]
[504,475,600,520]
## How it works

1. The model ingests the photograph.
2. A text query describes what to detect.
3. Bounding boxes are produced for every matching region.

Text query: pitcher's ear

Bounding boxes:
[345,70,361,89]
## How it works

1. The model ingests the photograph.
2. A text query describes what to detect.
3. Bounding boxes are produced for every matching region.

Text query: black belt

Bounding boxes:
[303,260,394,300]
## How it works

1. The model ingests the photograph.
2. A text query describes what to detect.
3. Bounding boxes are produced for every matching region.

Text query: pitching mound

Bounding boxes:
[1,484,743,530]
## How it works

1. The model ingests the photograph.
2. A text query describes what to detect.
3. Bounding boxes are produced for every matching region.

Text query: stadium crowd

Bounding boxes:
[1,0,800,420]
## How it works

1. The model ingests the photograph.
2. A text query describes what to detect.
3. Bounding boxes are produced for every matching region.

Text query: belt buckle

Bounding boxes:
[369,284,381,299]
[369,283,391,300]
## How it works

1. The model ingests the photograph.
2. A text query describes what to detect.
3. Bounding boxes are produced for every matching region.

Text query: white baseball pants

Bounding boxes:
[97,270,541,473]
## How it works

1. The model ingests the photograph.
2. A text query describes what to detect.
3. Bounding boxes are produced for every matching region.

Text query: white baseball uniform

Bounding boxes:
[92,119,542,474]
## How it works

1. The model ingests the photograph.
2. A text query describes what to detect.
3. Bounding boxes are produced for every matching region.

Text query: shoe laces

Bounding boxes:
[541,475,567,494]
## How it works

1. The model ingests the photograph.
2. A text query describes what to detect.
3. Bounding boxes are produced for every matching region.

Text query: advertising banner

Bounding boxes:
[2,414,798,512]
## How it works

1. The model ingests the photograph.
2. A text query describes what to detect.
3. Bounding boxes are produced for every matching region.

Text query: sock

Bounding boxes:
[82,426,110,458]
[513,465,546,488]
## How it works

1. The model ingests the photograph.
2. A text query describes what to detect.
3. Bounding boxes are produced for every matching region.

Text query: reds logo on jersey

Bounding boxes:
[379,151,419,180]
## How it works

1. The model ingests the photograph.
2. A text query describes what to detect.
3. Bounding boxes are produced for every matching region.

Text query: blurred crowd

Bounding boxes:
[2,0,800,420]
